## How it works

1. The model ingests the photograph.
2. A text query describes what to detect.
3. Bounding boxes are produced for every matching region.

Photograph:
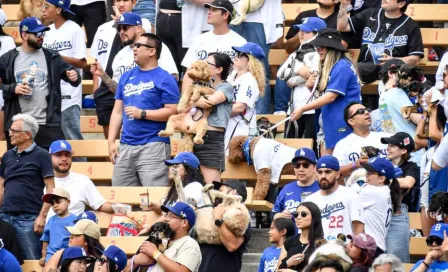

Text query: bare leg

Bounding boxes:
[200,165,221,184]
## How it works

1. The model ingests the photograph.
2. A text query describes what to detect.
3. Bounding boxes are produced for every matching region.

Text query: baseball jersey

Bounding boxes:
[272,181,320,213]
[348,8,424,62]
[181,30,247,69]
[224,71,259,151]
[112,43,178,83]
[43,20,86,111]
[258,246,282,272]
[333,131,390,167]
[433,136,448,168]
[359,184,391,251]
[306,185,364,240]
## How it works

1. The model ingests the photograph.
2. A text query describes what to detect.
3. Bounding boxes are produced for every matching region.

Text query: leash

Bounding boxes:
[261,116,291,137]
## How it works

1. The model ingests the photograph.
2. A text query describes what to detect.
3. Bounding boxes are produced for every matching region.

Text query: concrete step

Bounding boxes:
[247,228,271,253]
[241,262,260,272]
[243,253,262,263]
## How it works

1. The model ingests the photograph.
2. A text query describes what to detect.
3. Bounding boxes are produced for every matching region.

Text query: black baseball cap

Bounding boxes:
[381,132,415,153]
[213,180,247,202]
[204,0,234,17]
[380,59,405,74]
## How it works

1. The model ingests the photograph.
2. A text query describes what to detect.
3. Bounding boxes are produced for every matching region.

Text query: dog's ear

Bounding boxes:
[228,136,248,163]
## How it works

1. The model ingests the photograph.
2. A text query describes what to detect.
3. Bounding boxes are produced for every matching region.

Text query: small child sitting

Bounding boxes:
[258,218,296,272]
[39,188,77,266]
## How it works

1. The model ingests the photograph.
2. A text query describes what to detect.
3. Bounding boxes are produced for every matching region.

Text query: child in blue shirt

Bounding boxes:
[39,188,78,266]
[258,218,296,272]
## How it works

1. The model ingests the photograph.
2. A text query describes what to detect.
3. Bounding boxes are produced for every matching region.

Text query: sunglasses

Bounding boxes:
[237,52,249,59]
[207,61,217,67]
[349,108,371,119]
[292,211,308,219]
[293,162,311,169]
[27,31,45,38]
[134,42,154,49]
[116,25,133,32]
[96,257,110,265]
[426,236,443,246]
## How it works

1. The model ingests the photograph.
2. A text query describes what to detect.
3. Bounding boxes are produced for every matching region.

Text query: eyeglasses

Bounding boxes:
[116,25,134,32]
[293,162,311,169]
[27,31,45,38]
[236,52,249,59]
[349,108,371,119]
[96,257,110,265]
[207,61,217,67]
[163,212,184,220]
[366,171,379,176]
[292,211,308,219]
[134,42,154,49]
[9,128,27,135]
[426,236,443,246]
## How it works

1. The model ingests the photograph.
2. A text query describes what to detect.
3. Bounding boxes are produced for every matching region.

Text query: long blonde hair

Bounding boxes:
[248,55,266,96]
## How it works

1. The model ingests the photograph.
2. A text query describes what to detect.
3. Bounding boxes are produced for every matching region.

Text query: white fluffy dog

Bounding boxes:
[231,0,265,25]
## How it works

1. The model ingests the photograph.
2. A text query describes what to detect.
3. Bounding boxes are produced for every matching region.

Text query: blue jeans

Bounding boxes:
[62,105,83,140]
[231,22,273,114]
[133,0,156,25]
[273,78,292,113]
[385,204,410,263]
[0,213,41,260]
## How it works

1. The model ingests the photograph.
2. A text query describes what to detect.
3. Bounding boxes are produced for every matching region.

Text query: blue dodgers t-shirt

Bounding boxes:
[115,67,180,145]
[258,246,282,272]
[272,181,320,214]
[321,58,361,149]
[41,213,77,261]
[0,248,21,272]
[411,260,448,272]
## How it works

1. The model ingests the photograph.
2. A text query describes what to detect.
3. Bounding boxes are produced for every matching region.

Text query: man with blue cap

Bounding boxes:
[0,17,80,151]
[273,148,320,220]
[131,201,202,272]
[306,155,365,241]
[411,223,448,272]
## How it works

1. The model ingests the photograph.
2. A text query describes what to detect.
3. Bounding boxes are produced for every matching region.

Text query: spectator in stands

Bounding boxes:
[305,258,344,272]
[411,223,448,272]
[381,132,418,263]
[278,201,324,271]
[0,9,15,57]
[224,42,265,152]
[346,233,377,272]
[59,246,95,272]
[333,102,390,179]
[93,245,127,272]
[44,219,104,272]
[0,17,81,150]
[306,155,365,240]
[108,33,179,187]
[360,158,401,256]
[259,218,296,272]
[181,0,247,94]
[0,219,24,265]
[0,246,21,272]
[272,148,319,220]
[90,0,152,139]
[290,29,361,155]
[48,140,116,218]
[179,53,234,183]
[432,133,448,171]
[133,0,155,31]
[370,254,405,272]
[198,180,250,272]
[40,188,77,266]
[428,192,448,224]
[131,202,202,272]
[42,0,86,143]
[337,0,424,83]
[230,1,283,114]
[0,114,55,260]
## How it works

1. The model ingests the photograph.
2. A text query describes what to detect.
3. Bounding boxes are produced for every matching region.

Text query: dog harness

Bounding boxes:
[243,137,253,166]
[192,81,213,89]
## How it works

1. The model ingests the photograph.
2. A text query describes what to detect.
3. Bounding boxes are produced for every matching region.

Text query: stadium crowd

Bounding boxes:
[0,0,447,271]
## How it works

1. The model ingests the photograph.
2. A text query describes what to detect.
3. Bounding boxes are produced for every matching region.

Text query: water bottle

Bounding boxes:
[24,73,35,99]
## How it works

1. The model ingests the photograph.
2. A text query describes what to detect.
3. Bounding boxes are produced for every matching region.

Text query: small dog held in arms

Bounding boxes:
[227,135,296,200]
[345,146,380,192]
[158,60,215,152]
[231,0,265,25]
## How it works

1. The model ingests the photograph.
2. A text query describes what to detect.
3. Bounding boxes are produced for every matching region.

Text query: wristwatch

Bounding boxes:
[214,219,224,227]
[141,110,146,119]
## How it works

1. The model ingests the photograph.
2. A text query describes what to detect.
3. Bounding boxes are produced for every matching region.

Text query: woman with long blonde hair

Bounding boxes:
[224,42,266,152]
[290,28,361,155]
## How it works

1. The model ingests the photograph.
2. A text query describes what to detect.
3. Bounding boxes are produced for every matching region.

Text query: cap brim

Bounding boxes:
[66,226,83,235]
[361,162,377,173]
[165,158,181,166]
[160,205,182,218]
[213,181,224,191]
[293,24,313,32]
[50,149,74,155]
[308,38,347,52]
[380,137,401,147]
[203,3,232,16]
[29,25,51,33]
[292,156,316,164]
[42,193,55,203]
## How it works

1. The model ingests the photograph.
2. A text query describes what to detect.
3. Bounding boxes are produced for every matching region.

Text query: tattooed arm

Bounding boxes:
[101,73,118,93]
[337,0,352,32]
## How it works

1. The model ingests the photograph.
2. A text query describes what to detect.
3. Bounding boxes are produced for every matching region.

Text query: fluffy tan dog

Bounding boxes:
[228,136,296,200]
[231,0,265,25]
[158,60,214,152]
[19,0,44,21]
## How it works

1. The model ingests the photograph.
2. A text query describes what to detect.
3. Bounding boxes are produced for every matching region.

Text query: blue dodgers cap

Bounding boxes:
[74,211,98,224]
[292,148,317,164]
[161,201,196,228]
[46,0,76,15]
[62,246,94,263]
[117,12,142,26]
[165,152,200,170]
[96,245,127,270]
[49,140,74,154]
[293,17,327,33]
[361,157,396,180]
[232,42,266,60]
[316,155,340,171]
[428,223,448,239]
[19,17,50,34]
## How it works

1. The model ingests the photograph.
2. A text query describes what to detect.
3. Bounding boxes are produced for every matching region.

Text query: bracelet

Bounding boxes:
[351,162,357,169]
[153,250,162,260]
[423,261,429,268]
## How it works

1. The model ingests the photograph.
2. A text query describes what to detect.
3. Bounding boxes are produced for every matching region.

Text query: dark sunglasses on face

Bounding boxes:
[292,211,308,219]
[134,42,154,49]
[27,31,45,38]
[116,25,133,32]
[349,108,371,119]
[426,236,443,246]
[293,162,311,169]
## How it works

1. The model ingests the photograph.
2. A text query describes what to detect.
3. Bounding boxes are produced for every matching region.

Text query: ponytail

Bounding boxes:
[389,178,401,213]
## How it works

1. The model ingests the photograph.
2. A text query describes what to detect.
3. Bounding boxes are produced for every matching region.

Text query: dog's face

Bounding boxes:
[227,136,249,163]
[398,64,423,89]
[147,222,174,252]
[188,60,212,82]
[361,146,380,159]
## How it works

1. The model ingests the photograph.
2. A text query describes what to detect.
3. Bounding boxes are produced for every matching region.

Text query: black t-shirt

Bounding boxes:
[279,234,315,271]
[399,160,420,212]
[0,220,23,265]
[198,226,251,272]
[350,266,370,272]
[348,8,424,63]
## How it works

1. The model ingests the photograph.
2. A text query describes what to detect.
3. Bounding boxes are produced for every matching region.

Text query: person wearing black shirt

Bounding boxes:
[337,0,424,83]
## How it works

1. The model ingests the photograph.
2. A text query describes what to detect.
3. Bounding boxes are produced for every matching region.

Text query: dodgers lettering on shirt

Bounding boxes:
[115,67,180,145]
[272,181,320,213]
[258,247,282,272]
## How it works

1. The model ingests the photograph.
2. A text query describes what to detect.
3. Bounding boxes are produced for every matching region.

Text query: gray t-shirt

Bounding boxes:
[207,82,234,129]
[14,47,49,124]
